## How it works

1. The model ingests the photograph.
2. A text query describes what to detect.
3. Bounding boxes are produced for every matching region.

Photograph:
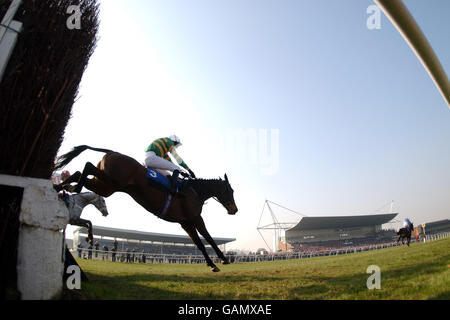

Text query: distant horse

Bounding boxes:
[397,226,413,246]
[58,191,108,245]
[54,145,238,272]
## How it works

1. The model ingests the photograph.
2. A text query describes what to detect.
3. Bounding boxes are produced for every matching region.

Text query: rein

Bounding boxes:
[189,179,224,203]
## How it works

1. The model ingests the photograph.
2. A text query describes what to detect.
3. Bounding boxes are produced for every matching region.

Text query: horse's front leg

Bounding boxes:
[69,218,84,230]
[68,217,93,246]
[73,162,116,198]
[194,216,229,265]
[181,223,220,272]
[75,218,94,245]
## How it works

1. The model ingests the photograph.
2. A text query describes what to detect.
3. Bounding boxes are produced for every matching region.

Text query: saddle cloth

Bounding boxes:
[145,168,187,219]
[145,168,186,192]
[146,168,170,190]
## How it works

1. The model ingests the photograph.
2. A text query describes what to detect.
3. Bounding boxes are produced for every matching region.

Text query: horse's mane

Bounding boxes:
[191,178,224,183]
[187,178,226,203]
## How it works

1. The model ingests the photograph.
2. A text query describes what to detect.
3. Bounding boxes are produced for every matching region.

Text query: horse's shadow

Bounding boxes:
[71,267,288,300]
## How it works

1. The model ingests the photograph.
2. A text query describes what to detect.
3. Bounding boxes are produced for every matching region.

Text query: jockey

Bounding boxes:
[52,170,71,205]
[144,135,196,194]
[403,218,413,232]
[61,170,70,180]
[52,170,71,185]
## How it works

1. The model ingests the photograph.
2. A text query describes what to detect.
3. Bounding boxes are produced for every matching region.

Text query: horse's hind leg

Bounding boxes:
[74,162,116,196]
[53,171,81,192]
[194,216,229,264]
[74,162,98,193]
[83,177,115,198]
[62,171,81,185]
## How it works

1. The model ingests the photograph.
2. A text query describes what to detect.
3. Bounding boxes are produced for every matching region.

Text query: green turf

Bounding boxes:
[72,238,450,300]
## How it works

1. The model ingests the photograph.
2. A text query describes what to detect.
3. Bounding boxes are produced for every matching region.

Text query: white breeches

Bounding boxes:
[145,151,180,174]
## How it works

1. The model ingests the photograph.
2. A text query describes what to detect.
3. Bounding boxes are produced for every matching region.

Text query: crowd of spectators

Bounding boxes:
[290,233,399,254]
[72,227,449,266]
[74,237,217,263]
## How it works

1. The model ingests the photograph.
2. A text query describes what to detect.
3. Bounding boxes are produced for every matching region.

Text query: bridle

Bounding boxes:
[211,180,233,208]
[78,193,107,214]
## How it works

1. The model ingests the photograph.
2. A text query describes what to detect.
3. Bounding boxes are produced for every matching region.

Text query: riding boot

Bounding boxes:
[170,170,183,196]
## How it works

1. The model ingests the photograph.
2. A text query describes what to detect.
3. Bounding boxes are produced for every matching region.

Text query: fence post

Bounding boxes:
[0,174,69,299]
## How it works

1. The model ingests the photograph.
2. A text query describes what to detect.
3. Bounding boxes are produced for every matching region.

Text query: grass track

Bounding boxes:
[73,238,450,300]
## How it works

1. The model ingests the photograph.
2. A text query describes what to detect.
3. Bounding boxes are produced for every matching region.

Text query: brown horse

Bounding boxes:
[54,145,238,272]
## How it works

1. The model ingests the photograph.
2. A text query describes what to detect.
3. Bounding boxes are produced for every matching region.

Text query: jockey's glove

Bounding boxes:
[180,171,190,178]
[188,169,196,179]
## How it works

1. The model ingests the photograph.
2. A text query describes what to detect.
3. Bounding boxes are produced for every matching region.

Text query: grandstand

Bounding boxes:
[285,213,398,252]
[417,219,450,235]
[71,225,235,256]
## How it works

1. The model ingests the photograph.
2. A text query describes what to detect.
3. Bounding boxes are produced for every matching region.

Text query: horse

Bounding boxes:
[60,191,108,245]
[54,145,238,272]
[397,226,413,246]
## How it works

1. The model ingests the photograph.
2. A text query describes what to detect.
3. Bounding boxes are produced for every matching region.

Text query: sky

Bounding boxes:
[59,0,450,252]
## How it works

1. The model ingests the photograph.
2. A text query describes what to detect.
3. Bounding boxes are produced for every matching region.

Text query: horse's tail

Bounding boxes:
[54,145,114,170]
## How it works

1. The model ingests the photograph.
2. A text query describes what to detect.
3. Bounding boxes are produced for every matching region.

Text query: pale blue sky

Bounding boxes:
[60,0,450,251]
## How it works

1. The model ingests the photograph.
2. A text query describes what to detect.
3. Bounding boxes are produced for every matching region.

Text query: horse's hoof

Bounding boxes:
[211,266,221,272]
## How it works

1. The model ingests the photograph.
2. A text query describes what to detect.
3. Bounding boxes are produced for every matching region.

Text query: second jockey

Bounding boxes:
[403,218,414,232]
[52,170,71,205]
[144,135,196,194]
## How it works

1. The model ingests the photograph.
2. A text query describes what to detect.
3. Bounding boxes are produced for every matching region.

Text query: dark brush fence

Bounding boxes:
[0,0,99,299]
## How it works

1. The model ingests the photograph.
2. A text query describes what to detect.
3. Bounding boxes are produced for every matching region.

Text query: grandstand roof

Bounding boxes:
[423,219,450,227]
[73,225,235,245]
[287,213,398,231]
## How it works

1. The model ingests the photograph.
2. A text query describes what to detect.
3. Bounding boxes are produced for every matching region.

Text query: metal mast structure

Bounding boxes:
[257,199,308,252]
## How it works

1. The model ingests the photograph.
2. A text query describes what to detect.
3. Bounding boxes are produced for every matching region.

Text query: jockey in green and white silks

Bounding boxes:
[144,135,196,193]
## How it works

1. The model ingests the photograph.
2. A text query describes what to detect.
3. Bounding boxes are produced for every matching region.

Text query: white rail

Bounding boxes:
[71,231,450,266]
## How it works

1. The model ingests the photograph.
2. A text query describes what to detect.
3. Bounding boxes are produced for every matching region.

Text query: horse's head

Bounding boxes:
[216,174,238,215]
[93,195,109,217]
